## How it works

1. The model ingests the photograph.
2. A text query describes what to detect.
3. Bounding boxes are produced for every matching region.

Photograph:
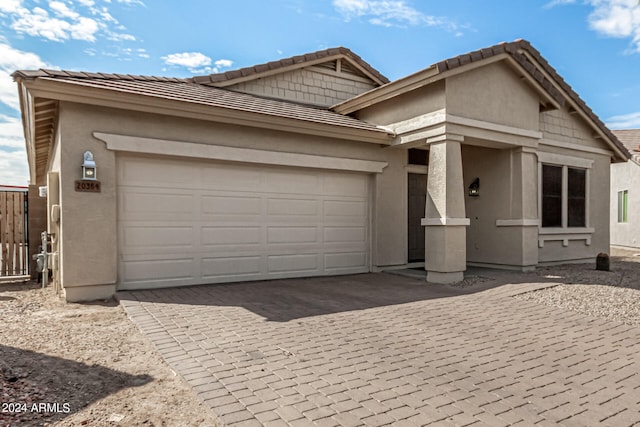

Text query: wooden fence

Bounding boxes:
[0,190,29,276]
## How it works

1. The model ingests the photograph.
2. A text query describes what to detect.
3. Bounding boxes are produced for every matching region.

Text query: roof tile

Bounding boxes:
[18,73,389,136]
[193,46,389,87]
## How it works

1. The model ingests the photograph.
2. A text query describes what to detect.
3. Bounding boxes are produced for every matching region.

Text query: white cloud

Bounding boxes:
[554,0,640,52]
[163,52,212,68]
[10,3,100,42]
[607,111,640,128]
[544,0,577,9]
[162,52,234,74]
[587,0,640,51]
[0,115,26,148]
[0,42,50,184]
[1,0,143,46]
[332,0,454,29]
[214,59,233,68]
[49,1,80,20]
[0,0,23,13]
[0,147,29,186]
[0,42,48,111]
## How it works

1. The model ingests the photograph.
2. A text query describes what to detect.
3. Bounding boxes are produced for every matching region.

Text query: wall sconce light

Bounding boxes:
[468,177,480,196]
[82,151,97,180]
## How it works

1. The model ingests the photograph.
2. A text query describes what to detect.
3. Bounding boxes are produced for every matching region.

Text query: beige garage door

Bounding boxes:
[117,154,370,290]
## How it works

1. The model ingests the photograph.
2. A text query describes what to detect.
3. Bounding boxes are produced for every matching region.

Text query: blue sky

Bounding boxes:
[1,0,639,185]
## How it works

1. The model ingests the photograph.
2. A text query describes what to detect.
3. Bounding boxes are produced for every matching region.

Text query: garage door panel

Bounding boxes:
[119,157,199,188]
[121,226,195,249]
[118,155,370,289]
[323,174,367,196]
[201,256,262,278]
[267,226,318,244]
[122,258,194,282]
[267,254,320,274]
[265,171,322,195]
[201,165,262,191]
[120,192,195,221]
[267,198,319,216]
[201,195,262,216]
[324,200,367,217]
[324,226,367,243]
[325,252,367,271]
[201,226,261,246]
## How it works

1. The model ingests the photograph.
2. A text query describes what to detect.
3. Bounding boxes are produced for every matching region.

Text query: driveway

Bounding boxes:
[118,272,640,426]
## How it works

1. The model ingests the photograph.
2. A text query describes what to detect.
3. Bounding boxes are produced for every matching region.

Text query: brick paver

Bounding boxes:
[118,273,640,426]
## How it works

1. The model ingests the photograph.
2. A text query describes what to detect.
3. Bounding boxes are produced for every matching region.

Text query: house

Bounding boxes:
[611,129,640,248]
[13,40,630,302]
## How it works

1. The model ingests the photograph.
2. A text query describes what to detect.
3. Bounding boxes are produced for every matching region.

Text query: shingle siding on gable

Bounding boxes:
[227,67,377,107]
[540,108,595,145]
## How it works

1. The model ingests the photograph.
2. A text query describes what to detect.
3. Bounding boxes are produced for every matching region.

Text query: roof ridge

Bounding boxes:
[12,68,190,83]
[191,46,389,86]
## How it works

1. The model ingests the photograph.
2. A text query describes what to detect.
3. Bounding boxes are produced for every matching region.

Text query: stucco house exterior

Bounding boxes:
[611,129,640,248]
[14,39,629,302]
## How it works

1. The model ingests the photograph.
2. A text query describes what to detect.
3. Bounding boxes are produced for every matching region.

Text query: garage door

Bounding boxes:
[117,154,370,290]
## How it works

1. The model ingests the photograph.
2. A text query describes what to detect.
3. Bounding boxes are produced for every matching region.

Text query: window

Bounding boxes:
[541,164,587,228]
[618,190,628,223]
[568,168,586,227]
[542,165,562,227]
[408,148,429,166]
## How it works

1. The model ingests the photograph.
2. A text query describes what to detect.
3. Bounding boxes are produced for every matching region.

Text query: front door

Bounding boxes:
[408,173,427,262]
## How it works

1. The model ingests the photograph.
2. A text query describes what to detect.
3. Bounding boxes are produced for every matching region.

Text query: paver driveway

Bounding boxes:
[118,273,640,426]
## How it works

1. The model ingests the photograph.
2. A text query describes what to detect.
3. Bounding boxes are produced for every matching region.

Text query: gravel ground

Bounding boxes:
[1,248,639,426]
[515,247,640,326]
[0,282,220,427]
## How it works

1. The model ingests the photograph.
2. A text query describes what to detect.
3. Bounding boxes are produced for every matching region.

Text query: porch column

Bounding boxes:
[422,138,469,283]
[495,147,539,269]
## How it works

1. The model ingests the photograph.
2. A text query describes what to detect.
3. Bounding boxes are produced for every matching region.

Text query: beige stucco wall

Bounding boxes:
[536,144,611,263]
[537,102,614,262]
[610,159,640,248]
[354,81,446,126]
[463,146,525,266]
[227,67,377,107]
[446,62,540,131]
[52,101,406,299]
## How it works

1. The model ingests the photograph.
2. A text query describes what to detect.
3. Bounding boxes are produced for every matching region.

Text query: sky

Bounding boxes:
[0,0,639,185]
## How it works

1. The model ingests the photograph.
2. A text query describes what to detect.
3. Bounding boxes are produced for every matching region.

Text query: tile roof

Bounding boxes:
[191,47,390,86]
[435,39,629,159]
[12,69,390,136]
[613,129,640,153]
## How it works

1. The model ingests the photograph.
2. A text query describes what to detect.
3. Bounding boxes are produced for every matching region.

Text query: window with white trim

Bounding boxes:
[541,164,587,228]
[618,190,628,223]
[537,152,594,247]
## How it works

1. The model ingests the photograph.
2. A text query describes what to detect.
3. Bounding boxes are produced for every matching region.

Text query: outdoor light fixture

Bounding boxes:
[82,151,97,180]
[468,177,480,196]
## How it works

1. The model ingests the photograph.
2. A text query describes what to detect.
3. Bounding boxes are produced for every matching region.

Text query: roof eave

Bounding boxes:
[19,78,393,148]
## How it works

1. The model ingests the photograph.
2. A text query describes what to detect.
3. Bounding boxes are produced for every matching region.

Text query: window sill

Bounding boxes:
[538,227,594,248]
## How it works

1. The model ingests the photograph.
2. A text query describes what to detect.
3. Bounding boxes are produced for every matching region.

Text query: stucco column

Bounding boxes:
[422,138,469,283]
[495,147,539,269]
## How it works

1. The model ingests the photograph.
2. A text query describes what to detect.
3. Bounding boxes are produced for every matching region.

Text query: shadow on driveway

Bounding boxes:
[118,271,558,322]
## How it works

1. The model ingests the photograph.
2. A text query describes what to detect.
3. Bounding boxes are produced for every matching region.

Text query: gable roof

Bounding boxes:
[191,47,389,87]
[613,129,640,153]
[333,39,630,162]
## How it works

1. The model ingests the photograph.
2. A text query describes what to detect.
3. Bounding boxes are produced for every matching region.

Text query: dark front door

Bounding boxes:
[408,173,427,262]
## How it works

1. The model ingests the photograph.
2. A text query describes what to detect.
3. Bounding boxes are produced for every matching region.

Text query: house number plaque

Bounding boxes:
[75,180,101,193]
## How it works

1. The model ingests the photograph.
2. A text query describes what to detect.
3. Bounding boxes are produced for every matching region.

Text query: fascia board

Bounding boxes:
[17,82,37,184]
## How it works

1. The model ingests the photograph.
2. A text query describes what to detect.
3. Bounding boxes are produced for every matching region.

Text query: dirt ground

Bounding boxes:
[0,281,220,427]
[1,248,639,427]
